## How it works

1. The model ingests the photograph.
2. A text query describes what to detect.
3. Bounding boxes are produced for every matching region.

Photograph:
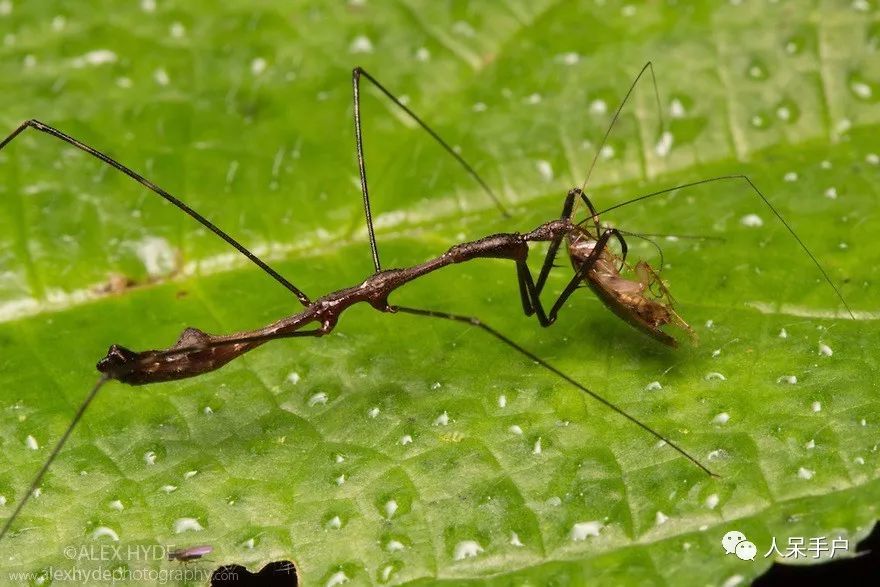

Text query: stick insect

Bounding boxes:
[0,62,853,542]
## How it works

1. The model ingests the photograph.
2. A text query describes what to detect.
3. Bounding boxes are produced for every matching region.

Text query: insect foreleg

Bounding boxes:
[0,119,310,306]
[546,228,625,321]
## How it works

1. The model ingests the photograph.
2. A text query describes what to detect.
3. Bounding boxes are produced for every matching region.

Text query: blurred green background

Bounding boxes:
[0,1,878,585]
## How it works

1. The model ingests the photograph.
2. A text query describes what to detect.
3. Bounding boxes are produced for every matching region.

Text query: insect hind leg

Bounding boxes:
[391,304,716,476]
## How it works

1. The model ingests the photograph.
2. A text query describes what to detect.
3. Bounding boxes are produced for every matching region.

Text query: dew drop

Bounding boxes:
[850,80,873,100]
[91,526,120,541]
[589,99,607,115]
[349,35,373,54]
[308,392,328,406]
[740,214,764,227]
[153,68,170,86]
[571,521,603,541]
[655,131,674,157]
[172,517,204,533]
[453,540,483,560]
[250,57,267,76]
[747,61,769,80]
[384,499,398,519]
[326,571,349,587]
[536,160,554,181]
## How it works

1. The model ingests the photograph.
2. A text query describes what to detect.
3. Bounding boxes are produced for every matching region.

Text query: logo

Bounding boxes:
[722,530,757,561]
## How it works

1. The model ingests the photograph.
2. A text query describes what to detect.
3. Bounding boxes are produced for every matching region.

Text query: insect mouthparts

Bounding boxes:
[96,344,139,377]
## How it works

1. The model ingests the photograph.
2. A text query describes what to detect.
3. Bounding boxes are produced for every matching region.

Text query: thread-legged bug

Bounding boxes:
[0,62,852,542]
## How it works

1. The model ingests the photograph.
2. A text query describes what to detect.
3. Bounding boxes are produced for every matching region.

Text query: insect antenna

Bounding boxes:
[0,120,310,306]
[531,62,664,296]
[594,174,856,319]
[578,61,664,197]
[0,376,110,540]
[352,67,509,271]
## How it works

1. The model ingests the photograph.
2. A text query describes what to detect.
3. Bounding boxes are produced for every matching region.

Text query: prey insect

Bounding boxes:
[167,544,213,563]
[0,63,852,541]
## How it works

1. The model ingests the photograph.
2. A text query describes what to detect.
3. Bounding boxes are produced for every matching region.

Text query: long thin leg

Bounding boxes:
[594,174,856,319]
[0,376,110,540]
[516,229,622,328]
[547,229,626,321]
[352,67,509,271]
[534,189,578,295]
[579,61,664,193]
[515,261,536,317]
[578,192,603,236]
[0,120,311,307]
[579,193,628,270]
[532,190,601,302]
[391,304,715,476]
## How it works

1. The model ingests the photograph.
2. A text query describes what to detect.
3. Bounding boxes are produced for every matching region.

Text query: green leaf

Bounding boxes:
[1,1,878,585]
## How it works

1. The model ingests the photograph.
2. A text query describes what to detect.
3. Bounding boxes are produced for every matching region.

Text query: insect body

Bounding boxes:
[167,544,213,563]
[568,223,695,347]
[0,63,852,542]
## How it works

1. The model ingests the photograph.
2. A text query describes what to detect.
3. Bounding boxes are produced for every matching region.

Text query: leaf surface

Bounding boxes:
[0,1,878,584]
